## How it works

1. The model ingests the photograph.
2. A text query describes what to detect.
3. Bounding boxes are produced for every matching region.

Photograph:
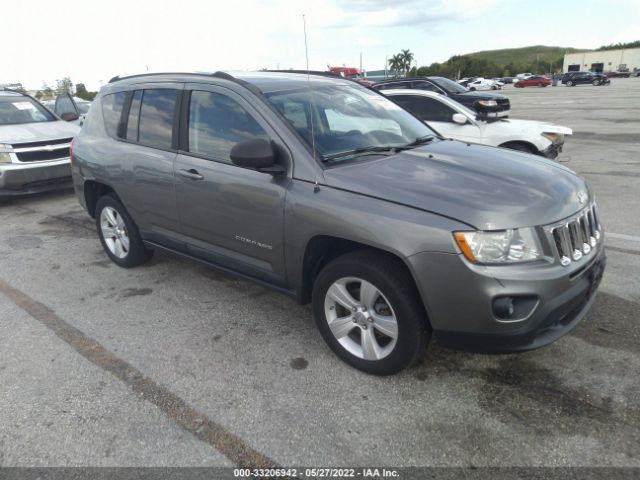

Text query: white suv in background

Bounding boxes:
[0,89,79,196]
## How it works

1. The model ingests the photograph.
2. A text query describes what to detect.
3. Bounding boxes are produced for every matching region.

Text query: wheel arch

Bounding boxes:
[83,180,118,218]
[498,140,540,155]
[299,235,430,326]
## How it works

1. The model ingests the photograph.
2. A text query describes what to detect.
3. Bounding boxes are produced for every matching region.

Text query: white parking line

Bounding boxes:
[606,232,640,243]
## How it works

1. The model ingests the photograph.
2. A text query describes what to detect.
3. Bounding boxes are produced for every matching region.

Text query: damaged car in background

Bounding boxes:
[385,89,571,158]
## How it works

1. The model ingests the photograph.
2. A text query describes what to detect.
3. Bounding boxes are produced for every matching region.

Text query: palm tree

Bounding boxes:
[388,54,403,77]
[400,49,414,75]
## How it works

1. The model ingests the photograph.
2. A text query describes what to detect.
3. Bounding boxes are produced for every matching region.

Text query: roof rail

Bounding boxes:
[108,71,223,84]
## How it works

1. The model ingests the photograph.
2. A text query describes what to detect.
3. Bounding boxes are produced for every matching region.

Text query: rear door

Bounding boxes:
[173,83,290,285]
[118,84,183,246]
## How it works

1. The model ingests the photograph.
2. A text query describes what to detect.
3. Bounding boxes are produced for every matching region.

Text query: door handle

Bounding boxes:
[178,168,204,181]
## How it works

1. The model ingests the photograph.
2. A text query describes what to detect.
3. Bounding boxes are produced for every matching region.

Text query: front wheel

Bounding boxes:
[95,194,153,268]
[312,251,430,375]
[566,80,574,87]
[592,79,601,86]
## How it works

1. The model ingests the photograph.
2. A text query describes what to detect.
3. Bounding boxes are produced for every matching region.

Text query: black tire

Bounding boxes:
[95,194,153,268]
[592,79,600,86]
[312,251,430,375]
[501,142,537,154]
[469,87,476,91]
[566,80,574,87]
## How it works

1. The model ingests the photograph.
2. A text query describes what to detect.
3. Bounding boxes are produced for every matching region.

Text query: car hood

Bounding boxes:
[489,118,573,136]
[323,140,589,230]
[0,120,80,144]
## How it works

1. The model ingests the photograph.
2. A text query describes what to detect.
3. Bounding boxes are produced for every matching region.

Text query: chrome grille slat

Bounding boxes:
[549,204,601,267]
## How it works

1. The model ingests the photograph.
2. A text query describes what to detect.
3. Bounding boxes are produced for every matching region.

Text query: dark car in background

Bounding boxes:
[561,71,611,86]
[515,75,551,88]
[605,71,630,78]
[373,76,510,119]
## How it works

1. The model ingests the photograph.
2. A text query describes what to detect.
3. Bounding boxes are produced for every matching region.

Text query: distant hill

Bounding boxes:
[465,45,583,68]
[413,45,585,78]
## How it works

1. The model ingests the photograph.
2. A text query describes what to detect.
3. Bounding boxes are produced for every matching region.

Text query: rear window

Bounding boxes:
[101,92,127,137]
[138,89,177,149]
[0,96,55,125]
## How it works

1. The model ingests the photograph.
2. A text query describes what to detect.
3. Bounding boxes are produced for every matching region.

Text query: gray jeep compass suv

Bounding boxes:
[70,72,605,375]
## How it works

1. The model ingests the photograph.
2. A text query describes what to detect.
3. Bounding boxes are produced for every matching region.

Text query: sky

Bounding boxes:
[2,0,639,91]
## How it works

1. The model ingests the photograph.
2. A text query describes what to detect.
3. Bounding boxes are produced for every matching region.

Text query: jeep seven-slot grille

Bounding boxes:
[551,204,601,266]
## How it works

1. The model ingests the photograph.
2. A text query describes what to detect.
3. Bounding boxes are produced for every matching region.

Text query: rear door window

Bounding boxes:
[138,89,178,149]
[101,92,127,138]
[126,90,142,141]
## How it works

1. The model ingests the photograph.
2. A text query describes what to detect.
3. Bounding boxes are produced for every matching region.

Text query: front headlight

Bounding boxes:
[542,132,565,144]
[453,228,542,264]
[0,144,12,164]
[477,100,497,107]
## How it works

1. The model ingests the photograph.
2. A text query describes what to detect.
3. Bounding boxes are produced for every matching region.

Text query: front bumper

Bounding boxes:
[0,159,72,196]
[541,141,564,159]
[409,243,606,354]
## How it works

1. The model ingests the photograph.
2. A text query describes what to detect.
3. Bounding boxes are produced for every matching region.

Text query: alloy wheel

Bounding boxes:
[100,206,130,259]
[324,277,398,361]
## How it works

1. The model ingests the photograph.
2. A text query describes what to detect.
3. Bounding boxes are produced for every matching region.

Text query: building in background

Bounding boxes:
[563,48,640,73]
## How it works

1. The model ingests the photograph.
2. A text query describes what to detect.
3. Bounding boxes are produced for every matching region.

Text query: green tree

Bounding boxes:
[387,54,403,77]
[74,83,97,101]
[400,49,414,75]
[34,91,43,100]
[56,77,73,94]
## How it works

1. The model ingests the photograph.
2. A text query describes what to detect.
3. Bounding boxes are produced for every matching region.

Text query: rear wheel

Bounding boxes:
[469,87,476,91]
[312,251,429,375]
[95,194,153,268]
[538,82,545,87]
[566,80,574,87]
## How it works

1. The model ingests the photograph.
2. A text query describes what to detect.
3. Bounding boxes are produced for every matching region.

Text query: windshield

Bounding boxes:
[430,77,469,94]
[266,85,436,162]
[0,96,55,125]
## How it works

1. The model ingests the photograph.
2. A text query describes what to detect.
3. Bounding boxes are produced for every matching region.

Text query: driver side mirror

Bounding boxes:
[452,113,468,125]
[61,112,79,122]
[230,138,285,175]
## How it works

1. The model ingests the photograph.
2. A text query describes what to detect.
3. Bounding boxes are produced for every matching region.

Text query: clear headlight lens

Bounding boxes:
[542,132,564,144]
[477,100,497,107]
[454,228,542,264]
[0,144,12,164]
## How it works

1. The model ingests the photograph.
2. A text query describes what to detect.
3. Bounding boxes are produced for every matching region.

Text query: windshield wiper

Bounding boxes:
[399,135,435,149]
[322,145,399,162]
[322,136,436,162]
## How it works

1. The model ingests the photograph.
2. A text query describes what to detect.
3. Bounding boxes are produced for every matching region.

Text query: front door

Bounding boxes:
[174,84,289,285]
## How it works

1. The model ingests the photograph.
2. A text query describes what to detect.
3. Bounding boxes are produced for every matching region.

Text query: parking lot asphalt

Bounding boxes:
[1,79,639,468]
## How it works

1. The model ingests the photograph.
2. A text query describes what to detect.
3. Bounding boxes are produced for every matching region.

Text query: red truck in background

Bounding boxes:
[329,67,374,87]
